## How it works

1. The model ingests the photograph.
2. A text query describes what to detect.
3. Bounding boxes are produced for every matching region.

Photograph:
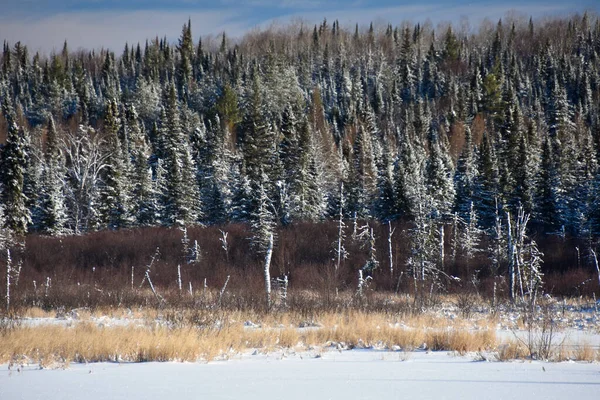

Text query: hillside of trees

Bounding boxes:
[1,14,600,302]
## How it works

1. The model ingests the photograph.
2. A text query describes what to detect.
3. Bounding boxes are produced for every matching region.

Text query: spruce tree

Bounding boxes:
[37,117,68,234]
[453,125,477,221]
[0,100,31,235]
[473,131,499,229]
[98,100,132,229]
[160,83,199,226]
[425,128,455,218]
[241,73,280,209]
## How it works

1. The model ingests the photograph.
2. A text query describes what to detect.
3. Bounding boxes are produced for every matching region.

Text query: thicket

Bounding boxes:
[0,223,596,314]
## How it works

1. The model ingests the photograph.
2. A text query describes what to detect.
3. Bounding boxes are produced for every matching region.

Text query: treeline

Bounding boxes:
[1,14,600,297]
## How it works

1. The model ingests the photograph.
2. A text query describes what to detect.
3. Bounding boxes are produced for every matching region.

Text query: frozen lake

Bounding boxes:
[2,350,599,400]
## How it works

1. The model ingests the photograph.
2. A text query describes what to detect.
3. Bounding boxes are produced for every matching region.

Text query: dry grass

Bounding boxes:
[496,340,600,362]
[0,309,503,366]
[497,341,530,361]
[553,343,600,362]
[2,307,597,365]
[2,324,206,366]
[572,343,600,362]
[426,330,496,354]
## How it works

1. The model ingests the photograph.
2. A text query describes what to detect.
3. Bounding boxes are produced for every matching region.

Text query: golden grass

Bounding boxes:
[495,340,600,362]
[2,324,216,366]
[554,343,600,362]
[0,309,505,365]
[496,341,529,361]
[573,343,600,362]
[3,307,598,365]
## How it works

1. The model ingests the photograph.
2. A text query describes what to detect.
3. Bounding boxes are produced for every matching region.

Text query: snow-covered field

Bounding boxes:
[2,349,599,400]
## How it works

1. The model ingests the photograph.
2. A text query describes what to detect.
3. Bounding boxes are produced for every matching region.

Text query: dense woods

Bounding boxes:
[1,14,600,303]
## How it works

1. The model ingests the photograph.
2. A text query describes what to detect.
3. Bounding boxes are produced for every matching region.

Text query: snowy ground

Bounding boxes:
[2,350,599,400]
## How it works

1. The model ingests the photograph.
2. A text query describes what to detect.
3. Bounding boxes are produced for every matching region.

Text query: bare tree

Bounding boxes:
[61,125,110,233]
[507,206,543,307]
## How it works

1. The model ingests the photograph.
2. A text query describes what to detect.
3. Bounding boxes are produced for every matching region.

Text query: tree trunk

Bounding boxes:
[264,233,274,311]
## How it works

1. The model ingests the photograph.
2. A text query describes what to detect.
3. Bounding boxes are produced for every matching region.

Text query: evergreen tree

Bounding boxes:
[250,170,276,255]
[346,123,376,217]
[0,15,598,249]
[36,117,68,234]
[98,100,132,229]
[535,135,561,230]
[513,122,539,214]
[394,129,426,219]
[0,100,31,235]
[177,19,194,100]
[160,83,199,226]
[241,73,280,208]
[453,125,477,221]
[473,131,499,229]
[425,127,455,218]
[127,105,158,225]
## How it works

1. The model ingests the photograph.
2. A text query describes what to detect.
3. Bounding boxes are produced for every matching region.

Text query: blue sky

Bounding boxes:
[1,1,598,53]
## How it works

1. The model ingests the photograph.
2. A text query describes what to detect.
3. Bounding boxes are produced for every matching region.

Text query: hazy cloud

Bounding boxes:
[0,9,248,53]
[1,1,597,52]
[257,2,582,31]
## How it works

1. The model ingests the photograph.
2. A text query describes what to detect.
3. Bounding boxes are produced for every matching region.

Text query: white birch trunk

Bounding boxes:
[177,264,182,292]
[388,221,394,279]
[6,250,11,311]
[336,183,344,271]
[506,212,514,301]
[218,275,230,306]
[439,225,444,270]
[264,233,274,310]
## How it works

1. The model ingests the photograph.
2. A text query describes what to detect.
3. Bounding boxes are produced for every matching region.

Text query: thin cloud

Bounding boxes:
[257,2,579,30]
[0,1,596,53]
[0,9,248,53]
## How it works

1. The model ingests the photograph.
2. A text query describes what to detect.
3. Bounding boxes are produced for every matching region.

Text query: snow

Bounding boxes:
[2,350,599,400]
[495,327,600,346]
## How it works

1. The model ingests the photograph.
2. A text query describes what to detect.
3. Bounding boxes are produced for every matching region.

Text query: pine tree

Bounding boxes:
[571,127,598,236]
[37,117,68,234]
[374,139,395,221]
[454,125,477,221]
[160,83,199,226]
[0,205,13,251]
[460,201,482,267]
[177,19,194,100]
[98,100,132,229]
[394,128,426,219]
[127,105,158,226]
[230,160,253,223]
[535,135,561,230]
[0,100,31,235]
[241,73,280,211]
[513,122,539,214]
[425,127,455,218]
[473,131,499,229]
[346,124,369,217]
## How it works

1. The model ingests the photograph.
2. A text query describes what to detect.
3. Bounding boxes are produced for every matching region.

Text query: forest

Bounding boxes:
[1,13,600,308]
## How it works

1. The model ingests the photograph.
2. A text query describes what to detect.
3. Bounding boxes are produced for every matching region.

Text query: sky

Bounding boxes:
[1,1,598,53]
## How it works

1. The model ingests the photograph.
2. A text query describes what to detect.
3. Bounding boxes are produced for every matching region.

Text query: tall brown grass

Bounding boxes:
[0,309,500,366]
[3,307,597,365]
